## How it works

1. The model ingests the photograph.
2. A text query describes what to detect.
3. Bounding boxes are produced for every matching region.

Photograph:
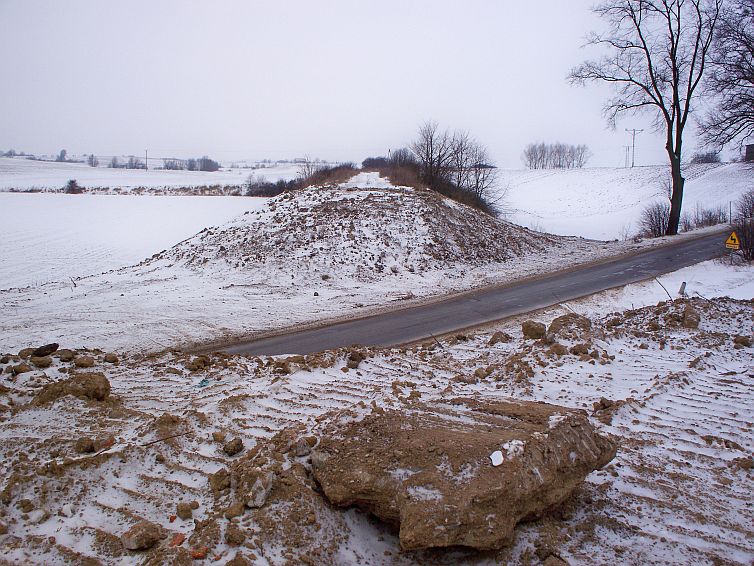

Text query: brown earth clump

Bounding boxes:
[32,372,111,405]
[547,313,592,340]
[311,399,617,551]
[522,321,546,340]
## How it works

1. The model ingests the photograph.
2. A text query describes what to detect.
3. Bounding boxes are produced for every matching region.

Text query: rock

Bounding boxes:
[209,468,231,493]
[104,353,119,364]
[292,437,311,457]
[240,469,274,508]
[32,343,59,357]
[548,343,568,357]
[121,520,162,551]
[11,363,31,375]
[224,501,245,519]
[311,399,616,551]
[547,314,592,339]
[227,553,251,566]
[176,502,193,520]
[225,524,246,545]
[18,348,35,359]
[30,356,52,369]
[33,372,111,405]
[185,355,211,371]
[0,355,9,364]
[522,320,546,340]
[212,431,227,443]
[569,343,590,356]
[681,305,700,329]
[733,335,752,347]
[0,520,8,535]
[488,331,512,346]
[223,437,244,457]
[56,349,75,362]
[543,555,570,566]
[190,546,209,559]
[59,503,74,517]
[346,350,367,369]
[73,356,95,368]
[74,437,96,454]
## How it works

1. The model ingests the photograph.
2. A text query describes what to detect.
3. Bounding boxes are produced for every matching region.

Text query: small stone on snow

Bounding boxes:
[490,450,504,467]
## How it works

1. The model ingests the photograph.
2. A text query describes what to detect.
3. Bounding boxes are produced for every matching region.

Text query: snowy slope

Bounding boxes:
[499,162,753,240]
[0,193,267,289]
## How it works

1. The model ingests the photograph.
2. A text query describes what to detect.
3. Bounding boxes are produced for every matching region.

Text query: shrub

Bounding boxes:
[736,189,754,222]
[64,179,83,194]
[692,203,728,227]
[640,201,670,237]
[734,218,754,261]
[690,151,721,164]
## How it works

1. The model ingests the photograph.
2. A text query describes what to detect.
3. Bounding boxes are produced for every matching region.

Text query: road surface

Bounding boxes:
[223,231,727,356]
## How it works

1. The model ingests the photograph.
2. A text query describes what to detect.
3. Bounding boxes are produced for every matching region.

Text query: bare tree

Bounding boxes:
[410,121,454,186]
[87,154,99,167]
[522,142,592,169]
[570,0,723,235]
[700,0,754,149]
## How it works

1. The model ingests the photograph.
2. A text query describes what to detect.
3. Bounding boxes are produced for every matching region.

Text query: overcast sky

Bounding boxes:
[0,0,711,168]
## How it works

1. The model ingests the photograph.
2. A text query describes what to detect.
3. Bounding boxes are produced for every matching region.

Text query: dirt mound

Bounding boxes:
[311,399,617,551]
[156,179,567,281]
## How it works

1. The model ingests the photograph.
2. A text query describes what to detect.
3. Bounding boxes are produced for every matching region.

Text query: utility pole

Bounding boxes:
[145,149,148,170]
[625,128,643,167]
[623,146,631,168]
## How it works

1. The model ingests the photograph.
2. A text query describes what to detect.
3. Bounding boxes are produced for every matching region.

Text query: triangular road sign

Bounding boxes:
[725,231,740,249]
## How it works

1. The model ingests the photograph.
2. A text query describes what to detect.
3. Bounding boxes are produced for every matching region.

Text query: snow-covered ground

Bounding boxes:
[0,156,299,192]
[499,162,753,240]
[0,193,267,289]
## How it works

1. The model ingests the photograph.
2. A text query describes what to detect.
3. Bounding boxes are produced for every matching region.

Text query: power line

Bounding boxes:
[625,128,644,167]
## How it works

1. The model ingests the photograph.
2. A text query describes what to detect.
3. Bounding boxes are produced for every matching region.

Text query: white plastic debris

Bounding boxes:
[490,450,504,467]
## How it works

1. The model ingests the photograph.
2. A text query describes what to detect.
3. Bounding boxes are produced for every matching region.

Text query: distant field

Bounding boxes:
[0,193,266,289]
[498,162,753,240]
[0,156,299,191]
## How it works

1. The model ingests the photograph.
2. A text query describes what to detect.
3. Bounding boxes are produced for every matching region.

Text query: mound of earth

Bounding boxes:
[155,173,574,281]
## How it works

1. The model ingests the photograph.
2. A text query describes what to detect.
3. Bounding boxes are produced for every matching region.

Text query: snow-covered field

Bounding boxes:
[0,193,267,289]
[0,156,299,192]
[500,162,753,240]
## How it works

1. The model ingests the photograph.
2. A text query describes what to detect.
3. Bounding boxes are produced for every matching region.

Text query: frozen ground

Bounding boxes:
[0,157,299,192]
[0,258,750,565]
[499,162,753,240]
[0,193,267,289]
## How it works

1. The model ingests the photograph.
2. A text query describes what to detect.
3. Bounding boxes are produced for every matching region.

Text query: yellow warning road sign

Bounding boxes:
[725,231,740,250]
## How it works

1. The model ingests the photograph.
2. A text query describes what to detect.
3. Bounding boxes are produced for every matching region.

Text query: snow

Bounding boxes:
[489,451,504,467]
[498,162,753,239]
[0,192,267,289]
[501,439,525,458]
[0,156,299,191]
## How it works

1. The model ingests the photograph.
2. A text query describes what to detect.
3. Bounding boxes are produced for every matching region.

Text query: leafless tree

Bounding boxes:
[297,155,323,180]
[522,142,592,169]
[87,154,99,167]
[410,121,455,186]
[700,0,754,149]
[570,0,723,235]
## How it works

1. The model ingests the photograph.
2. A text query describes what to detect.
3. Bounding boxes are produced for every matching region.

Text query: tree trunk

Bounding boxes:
[666,150,684,236]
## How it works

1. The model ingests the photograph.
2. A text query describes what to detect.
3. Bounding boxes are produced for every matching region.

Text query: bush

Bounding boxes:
[245,176,298,197]
[690,151,721,164]
[64,179,83,194]
[735,189,754,222]
[640,201,670,237]
[692,203,728,227]
[734,218,754,261]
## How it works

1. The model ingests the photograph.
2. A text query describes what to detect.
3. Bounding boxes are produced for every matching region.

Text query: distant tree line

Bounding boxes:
[159,156,220,172]
[521,142,592,170]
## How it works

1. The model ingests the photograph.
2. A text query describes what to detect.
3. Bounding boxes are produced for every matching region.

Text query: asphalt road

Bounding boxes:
[223,231,728,356]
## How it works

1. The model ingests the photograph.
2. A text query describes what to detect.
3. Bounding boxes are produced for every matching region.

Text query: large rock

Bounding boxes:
[121,520,162,551]
[311,399,616,551]
[32,343,59,357]
[521,320,546,340]
[547,313,592,340]
[32,372,111,405]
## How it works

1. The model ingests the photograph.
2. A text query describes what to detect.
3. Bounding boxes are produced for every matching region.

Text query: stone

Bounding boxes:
[225,524,247,545]
[73,356,95,368]
[209,468,231,493]
[74,437,96,454]
[33,372,111,405]
[547,314,592,339]
[56,349,75,362]
[227,553,251,566]
[488,331,512,346]
[311,399,616,551]
[30,356,52,369]
[0,520,8,535]
[224,501,245,519]
[18,348,35,359]
[223,437,244,457]
[176,502,193,520]
[212,431,227,443]
[681,305,700,329]
[32,343,59,357]
[733,335,752,347]
[104,353,119,364]
[522,320,546,340]
[121,520,162,551]
[240,469,274,509]
[292,437,311,457]
[11,363,31,375]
